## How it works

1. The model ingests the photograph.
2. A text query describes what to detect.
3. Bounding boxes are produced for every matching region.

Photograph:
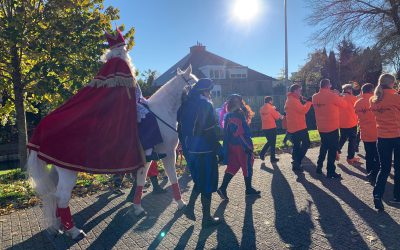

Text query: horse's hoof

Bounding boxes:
[47,227,62,237]
[133,204,146,216]
[46,217,63,236]
[176,199,186,210]
[65,226,86,240]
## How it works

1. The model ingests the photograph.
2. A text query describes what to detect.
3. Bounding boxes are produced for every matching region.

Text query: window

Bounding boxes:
[209,69,225,79]
[229,67,248,79]
[211,90,221,97]
[230,73,247,79]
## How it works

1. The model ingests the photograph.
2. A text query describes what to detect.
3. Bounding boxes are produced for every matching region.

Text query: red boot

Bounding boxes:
[58,207,86,239]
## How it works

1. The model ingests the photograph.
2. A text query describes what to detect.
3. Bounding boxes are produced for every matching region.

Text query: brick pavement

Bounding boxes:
[2,146,400,249]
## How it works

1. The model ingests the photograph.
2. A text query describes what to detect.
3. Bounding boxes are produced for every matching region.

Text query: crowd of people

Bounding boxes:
[176,73,399,229]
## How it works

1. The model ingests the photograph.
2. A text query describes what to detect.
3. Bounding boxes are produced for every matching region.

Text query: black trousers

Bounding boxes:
[317,129,339,175]
[338,126,357,159]
[260,128,277,159]
[373,138,400,200]
[290,129,310,166]
[363,141,379,179]
[283,131,291,144]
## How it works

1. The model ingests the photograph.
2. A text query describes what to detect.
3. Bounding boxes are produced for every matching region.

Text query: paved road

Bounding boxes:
[1,146,400,250]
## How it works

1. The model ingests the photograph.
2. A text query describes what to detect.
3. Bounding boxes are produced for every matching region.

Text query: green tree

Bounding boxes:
[327,51,339,90]
[356,47,383,85]
[137,69,160,97]
[306,0,400,71]
[306,0,400,46]
[338,39,359,85]
[321,48,329,79]
[292,50,327,87]
[0,0,135,168]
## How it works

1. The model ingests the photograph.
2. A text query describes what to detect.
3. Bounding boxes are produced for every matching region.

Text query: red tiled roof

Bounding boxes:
[154,45,276,86]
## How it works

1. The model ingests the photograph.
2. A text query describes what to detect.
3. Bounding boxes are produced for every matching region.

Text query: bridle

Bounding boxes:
[180,74,196,89]
[140,73,197,133]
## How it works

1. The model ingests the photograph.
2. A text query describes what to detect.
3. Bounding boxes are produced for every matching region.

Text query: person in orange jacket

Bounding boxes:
[354,83,379,185]
[338,84,360,164]
[259,96,283,162]
[370,74,400,210]
[281,113,291,147]
[285,84,312,171]
[312,79,347,178]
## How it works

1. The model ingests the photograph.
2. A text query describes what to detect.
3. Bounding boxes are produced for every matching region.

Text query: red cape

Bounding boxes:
[28,57,145,174]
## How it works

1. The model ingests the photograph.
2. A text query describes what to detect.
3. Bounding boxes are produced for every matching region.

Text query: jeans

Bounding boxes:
[283,131,291,144]
[290,129,310,166]
[338,126,357,159]
[373,137,400,200]
[260,128,277,159]
[317,129,339,175]
[363,141,379,179]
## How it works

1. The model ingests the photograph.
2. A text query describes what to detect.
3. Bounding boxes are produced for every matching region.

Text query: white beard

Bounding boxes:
[100,46,136,76]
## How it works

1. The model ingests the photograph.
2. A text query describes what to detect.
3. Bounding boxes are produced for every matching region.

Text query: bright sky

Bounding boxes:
[104,0,318,79]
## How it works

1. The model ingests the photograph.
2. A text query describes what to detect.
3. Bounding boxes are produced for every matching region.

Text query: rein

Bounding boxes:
[140,74,194,133]
[140,101,178,133]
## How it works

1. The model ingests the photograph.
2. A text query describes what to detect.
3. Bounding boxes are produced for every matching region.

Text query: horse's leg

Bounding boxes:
[55,166,86,239]
[27,151,59,233]
[162,151,186,210]
[133,164,150,216]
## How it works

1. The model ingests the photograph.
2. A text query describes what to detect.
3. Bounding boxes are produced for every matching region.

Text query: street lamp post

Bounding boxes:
[284,0,288,83]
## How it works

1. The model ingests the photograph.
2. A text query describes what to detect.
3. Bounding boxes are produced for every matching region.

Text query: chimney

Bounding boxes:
[190,41,206,53]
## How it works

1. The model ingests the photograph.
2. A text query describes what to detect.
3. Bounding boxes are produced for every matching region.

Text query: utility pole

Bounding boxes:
[284,0,288,83]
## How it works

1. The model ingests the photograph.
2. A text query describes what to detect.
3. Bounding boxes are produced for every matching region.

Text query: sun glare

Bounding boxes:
[232,0,261,22]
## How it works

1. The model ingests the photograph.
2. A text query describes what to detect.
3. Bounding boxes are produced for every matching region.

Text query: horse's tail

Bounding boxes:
[27,150,58,228]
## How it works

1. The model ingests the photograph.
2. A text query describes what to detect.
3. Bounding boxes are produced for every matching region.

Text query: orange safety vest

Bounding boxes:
[284,93,312,133]
[354,93,377,142]
[339,93,358,128]
[370,89,400,138]
[312,88,347,133]
[260,103,281,130]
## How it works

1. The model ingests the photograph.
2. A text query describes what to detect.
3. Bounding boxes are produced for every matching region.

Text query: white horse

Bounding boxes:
[28,65,198,239]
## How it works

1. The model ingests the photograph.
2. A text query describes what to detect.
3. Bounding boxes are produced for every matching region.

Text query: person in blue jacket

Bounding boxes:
[177,78,223,228]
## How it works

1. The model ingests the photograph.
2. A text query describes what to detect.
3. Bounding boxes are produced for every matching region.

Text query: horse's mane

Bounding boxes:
[149,75,179,103]
[148,72,198,107]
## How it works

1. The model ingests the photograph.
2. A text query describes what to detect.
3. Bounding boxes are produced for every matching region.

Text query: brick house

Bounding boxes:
[154,43,280,98]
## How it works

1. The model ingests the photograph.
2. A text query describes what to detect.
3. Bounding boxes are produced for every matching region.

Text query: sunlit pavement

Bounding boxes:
[2,146,400,250]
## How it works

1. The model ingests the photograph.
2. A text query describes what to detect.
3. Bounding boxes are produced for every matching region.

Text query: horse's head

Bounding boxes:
[149,65,198,108]
[176,64,198,92]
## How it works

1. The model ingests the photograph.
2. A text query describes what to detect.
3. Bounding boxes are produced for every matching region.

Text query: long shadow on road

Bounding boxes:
[271,162,313,249]
[9,191,122,250]
[195,200,240,249]
[240,195,260,250]
[294,159,370,250]
[303,157,400,249]
[11,171,194,250]
[337,163,398,205]
[86,204,147,249]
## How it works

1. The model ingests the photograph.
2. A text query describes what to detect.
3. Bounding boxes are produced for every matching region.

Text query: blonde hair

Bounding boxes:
[372,74,396,103]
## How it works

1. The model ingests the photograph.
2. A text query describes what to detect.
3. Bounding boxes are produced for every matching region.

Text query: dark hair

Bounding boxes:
[361,83,374,94]
[227,95,255,124]
[289,84,301,93]
[320,79,331,88]
[264,96,273,103]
